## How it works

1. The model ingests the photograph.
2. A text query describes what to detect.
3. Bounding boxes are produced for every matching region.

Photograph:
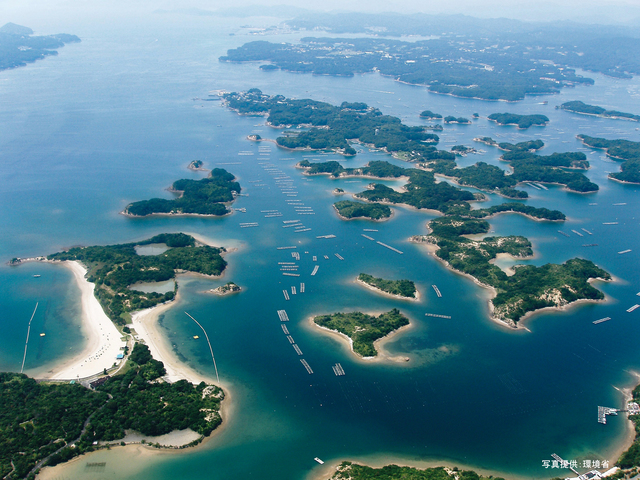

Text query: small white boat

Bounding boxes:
[314,457,324,464]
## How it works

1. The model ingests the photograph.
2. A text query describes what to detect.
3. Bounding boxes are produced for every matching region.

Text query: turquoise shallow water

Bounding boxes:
[2,12,640,479]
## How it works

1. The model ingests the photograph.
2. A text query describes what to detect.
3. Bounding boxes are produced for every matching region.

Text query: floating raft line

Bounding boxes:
[324,255,329,260]
[283,290,290,300]
[613,203,627,205]
[425,313,451,319]
[300,359,313,374]
[287,335,295,344]
[317,235,336,239]
[627,304,640,313]
[20,302,39,374]
[376,241,403,254]
[582,228,593,235]
[264,214,282,218]
[582,244,598,247]
[312,256,317,261]
[277,310,290,322]
[292,252,300,260]
[283,224,301,228]
[277,246,296,250]
[295,228,312,232]
[261,210,278,213]
[300,283,305,293]
[278,262,296,265]
[593,317,611,324]
[293,344,303,355]
[335,253,344,260]
[283,220,300,224]
[619,249,632,254]
[283,273,300,277]
[362,234,375,241]
[332,363,346,376]
[291,286,297,295]
[557,231,570,237]
[281,324,290,334]
[571,230,584,237]
[311,265,319,276]
[363,229,378,232]
[603,222,619,225]
[432,285,442,298]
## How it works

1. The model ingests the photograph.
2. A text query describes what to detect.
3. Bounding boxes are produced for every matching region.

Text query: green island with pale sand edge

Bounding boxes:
[312,309,411,360]
[356,273,418,300]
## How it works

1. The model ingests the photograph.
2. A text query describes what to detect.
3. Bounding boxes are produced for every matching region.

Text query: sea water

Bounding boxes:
[1,11,640,479]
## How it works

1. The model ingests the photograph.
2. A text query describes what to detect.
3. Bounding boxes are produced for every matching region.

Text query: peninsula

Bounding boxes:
[328,462,504,480]
[560,101,640,122]
[577,135,640,184]
[46,233,227,325]
[313,309,410,358]
[123,168,240,216]
[357,273,417,300]
[0,343,224,479]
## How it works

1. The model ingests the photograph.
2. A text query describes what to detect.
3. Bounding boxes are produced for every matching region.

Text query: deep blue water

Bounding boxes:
[2,12,640,480]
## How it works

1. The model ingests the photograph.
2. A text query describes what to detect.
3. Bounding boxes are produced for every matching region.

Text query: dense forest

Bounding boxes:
[330,462,502,480]
[577,135,640,184]
[417,216,609,324]
[47,233,226,325]
[487,113,549,129]
[124,168,240,216]
[0,344,223,479]
[0,23,80,71]
[358,273,417,298]
[314,309,409,357]
[560,101,640,121]
[298,159,406,178]
[334,200,391,220]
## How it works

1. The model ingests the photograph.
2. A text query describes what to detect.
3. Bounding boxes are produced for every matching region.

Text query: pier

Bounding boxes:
[425,313,451,319]
[311,265,319,276]
[332,363,346,376]
[432,285,442,297]
[300,359,313,374]
[277,310,290,322]
[376,241,403,254]
[593,317,611,324]
[598,406,620,424]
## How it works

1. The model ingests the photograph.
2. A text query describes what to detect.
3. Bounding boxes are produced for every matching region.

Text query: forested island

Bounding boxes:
[444,116,470,124]
[577,135,640,184]
[487,113,549,129]
[0,23,80,71]
[420,110,442,120]
[123,168,240,216]
[357,273,417,299]
[220,36,593,101]
[298,159,406,178]
[412,216,610,325]
[313,309,410,357]
[334,200,391,220]
[560,101,640,122]
[47,233,226,325]
[0,344,223,480]
[330,462,502,480]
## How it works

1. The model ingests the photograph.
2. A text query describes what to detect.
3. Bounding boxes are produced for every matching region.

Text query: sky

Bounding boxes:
[2,0,640,28]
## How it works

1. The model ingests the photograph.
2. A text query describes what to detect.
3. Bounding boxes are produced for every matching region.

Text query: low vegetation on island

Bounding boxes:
[0,23,80,71]
[357,273,417,299]
[314,309,410,357]
[560,101,640,122]
[0,344,223,480]
[412,216,610,325]
[123,168,240,216]
[47,233,226,325]
[330,462,503,480]
[208,282,241,295]
[577,135,640,184]
[334,200,391,220]
[488,113,549,129]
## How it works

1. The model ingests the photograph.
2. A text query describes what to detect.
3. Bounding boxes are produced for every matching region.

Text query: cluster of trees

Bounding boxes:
[432,160,527,198]
[488,113,549,129]
[419,110,442,119]
[47,233,226,324]
[358,273,416,298]
[560,101,640,121]
[298,159,406,178]
[617,384,640,468]
[223,90,446,160]
[220,34,594,101]
[334,200,391,220]
[444,116,470,124]
[424,215,610,323]
[125,168,240,216]
[0,23,80,71]
[314,309,409,357]
[577,135,640,184]
[331,461,500,480]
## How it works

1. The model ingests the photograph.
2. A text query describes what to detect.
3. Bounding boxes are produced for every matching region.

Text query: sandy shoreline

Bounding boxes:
[33,260,126,380]
[308,314,413,364]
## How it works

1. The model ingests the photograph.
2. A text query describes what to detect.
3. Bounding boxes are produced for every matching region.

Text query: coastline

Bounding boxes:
[32,260,126,380]
[354,277,420,301]
[307,315,413,363]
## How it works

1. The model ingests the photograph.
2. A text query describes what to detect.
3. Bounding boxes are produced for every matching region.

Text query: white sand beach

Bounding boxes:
[39,261,126,380]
